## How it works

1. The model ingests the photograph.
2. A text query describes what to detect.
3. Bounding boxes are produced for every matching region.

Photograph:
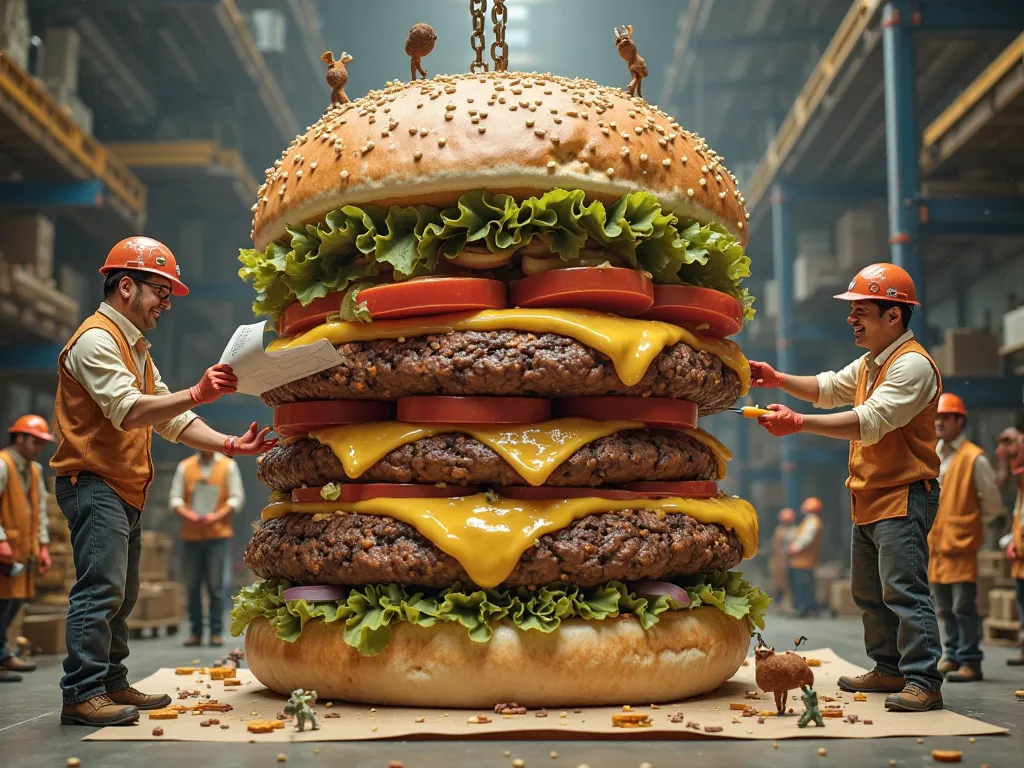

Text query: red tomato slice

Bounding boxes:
[497,481,718,501]
[291,484,483,503]
[509,267,654,316]
[639,285,744,338]
[278,277,507,336]
[273,401,395,437]
[554,397,697,430]
[397,396,552,424]
[617,481,719,498]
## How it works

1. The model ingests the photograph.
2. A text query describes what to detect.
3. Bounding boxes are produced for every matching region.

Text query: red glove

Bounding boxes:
[224,422,278,457]
[1009,540,1018,561]
[0,540,12,563]
[190,364,238,405]
[749,360,786,388]
[38,545,51,575]
[757,404,805,437]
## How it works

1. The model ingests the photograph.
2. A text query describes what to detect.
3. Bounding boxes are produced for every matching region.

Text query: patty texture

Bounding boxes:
[257,429,719,492]
[245,510,743,588]
[262,331,741,414]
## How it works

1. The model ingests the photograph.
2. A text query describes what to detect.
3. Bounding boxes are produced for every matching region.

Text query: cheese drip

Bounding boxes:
[270,309,750,394]
[262,493,759,589]
[312,419,731,483]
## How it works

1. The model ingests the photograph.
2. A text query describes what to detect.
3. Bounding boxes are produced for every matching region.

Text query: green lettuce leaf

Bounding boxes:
[230,572,771,656]
[239,189,755,324]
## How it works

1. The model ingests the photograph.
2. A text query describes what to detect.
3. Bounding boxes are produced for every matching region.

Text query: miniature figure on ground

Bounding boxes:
[406,24,437,81]
[754,635,815,714]
[797,685,824,728]
[285,688,319,732]
[321,51,353,105]
[614,25,647,97]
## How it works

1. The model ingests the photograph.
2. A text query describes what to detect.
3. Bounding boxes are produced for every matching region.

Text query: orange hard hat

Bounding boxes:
[938,393,967,417]
[833,263,919,306]
[779,508,796,524]
[9,414,54,442]
[801,497,823,514]
[99,236,189,296]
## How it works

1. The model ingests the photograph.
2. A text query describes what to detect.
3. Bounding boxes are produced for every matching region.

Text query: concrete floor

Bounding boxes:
[1,614,1021,767]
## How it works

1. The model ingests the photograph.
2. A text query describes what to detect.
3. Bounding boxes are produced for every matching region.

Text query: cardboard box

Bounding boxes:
[0,214,55,279]
[134,581,186,622]
[829,579,859,617]
[140,531,174,581]
[836,208,888,272]
[976,574,993,618]
[794,254,844,302]
[988,588,1020,623]
[978,551,1013,587]
[814,563,843,609]
[21,612,66,655]
[1002,305,1024,353]
[932,328,1002,378]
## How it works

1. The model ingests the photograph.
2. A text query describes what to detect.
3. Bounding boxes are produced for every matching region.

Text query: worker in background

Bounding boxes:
[771,508,796,604]
[749,263,944,713]
[788,497,823,617]
[0,416,54,683]
[51,237,276,727]
[929,393,1002,683]
[996,427,1024,667]
[169,450,243,648]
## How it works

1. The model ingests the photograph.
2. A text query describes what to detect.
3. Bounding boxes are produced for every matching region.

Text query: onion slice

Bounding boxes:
[282,585,347,603]
[628,580,691,606]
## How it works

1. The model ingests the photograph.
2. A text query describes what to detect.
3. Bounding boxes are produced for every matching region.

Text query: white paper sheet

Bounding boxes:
[190,483,221,517]
[218,321,342,396]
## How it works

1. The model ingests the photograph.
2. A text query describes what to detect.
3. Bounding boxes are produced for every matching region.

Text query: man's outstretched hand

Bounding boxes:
[225,422,278,457]
[190,364,238,405]
[757,404,805,437]
[748,360,786,388]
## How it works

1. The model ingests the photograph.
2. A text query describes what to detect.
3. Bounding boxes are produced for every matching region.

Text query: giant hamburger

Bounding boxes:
[230,70,769,708]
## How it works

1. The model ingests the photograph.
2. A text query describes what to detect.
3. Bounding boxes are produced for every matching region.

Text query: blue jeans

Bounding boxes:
[850,480,943,692]
[182,538,228,637]
[55,473,142,705]
[931,582,983,664]
[0,598,24,661]
[789,567,817,616]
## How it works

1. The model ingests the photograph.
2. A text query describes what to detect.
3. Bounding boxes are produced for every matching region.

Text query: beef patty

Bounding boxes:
[262,331,741,414]
[245,510,743,588]
[257,429,719,492]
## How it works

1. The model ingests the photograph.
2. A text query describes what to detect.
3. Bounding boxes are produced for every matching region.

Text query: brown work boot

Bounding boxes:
[945,662,983,682]
[183,633,202,647]
[0,669,23,683]
[2,656,35,672]
[837,668,906,694]
[885,683,943,712]
[936,657,959,675]
[209,634,223,647]
[61,694,139,726]
[108,685,172,710]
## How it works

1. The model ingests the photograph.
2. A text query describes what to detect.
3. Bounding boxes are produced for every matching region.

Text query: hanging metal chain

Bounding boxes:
[470,0,488,73]
[490,0,508,72]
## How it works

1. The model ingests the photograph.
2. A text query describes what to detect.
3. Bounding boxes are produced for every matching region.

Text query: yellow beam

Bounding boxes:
[0,53,147,216]
[109,140,258,202]
[922,31,1024,149]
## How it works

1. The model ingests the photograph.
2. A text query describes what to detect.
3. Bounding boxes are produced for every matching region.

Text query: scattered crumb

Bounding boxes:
[969,738,976,744]
[669,712,685,724]
[622,705,632,711]
[504,751,511,758]
[572,709,582,714]
[863,720,873,725]
[649,704,660,710]
[888,762,896,767]
[930,750,963,763]
[326,701,333,708]
[512,760,525,768]
[704,725,723,733]
[535,711,548,718]
[175,667,194,675]
[152,727,164,737]
[415,717,425,723]
[466,715,491,725]
[276,755,287,763]
[388,762,404,768]
[917,739,924,744]
[639,763,653,768]
[729,702,747,710]
[611,713,652,728]
[220,724,229,730]
[757,717,765,724]
[854,692,867,702]
[549,751,558,759]
[66,760,80,768]
[804,658,822,667]
[818,748,827,757]
[772,742,779,749]
[744,691,760,700]
[325,712,340,719]
[1015,690,1024,699]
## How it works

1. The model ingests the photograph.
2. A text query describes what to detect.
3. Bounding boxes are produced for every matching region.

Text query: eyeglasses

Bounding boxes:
[136,279,172,301]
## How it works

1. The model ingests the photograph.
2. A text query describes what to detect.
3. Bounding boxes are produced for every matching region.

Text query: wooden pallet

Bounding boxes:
[127,617,181,640]
[983,617,1021,647]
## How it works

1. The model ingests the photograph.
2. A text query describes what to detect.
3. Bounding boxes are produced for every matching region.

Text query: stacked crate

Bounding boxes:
[127,532,184,638]
[980,551,1019,646]
[20,493,73,655]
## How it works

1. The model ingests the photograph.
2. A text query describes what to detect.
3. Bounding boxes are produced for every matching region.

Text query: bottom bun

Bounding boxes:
[244,607,749,707]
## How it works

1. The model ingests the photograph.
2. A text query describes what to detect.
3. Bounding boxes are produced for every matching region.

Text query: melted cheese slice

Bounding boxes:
[270,309,750,394]
[313,419,732,483]
[262,493,759,588]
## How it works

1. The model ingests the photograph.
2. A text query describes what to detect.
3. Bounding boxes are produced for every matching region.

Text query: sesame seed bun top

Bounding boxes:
[251,71,749,252]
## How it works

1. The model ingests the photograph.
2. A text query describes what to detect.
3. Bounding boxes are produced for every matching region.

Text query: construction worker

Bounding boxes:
[929,393,1002,683]
[996,427,1024,666]
[0,415,54,683]
[788,497,823,617]
[51,237,276,727]
[168,450,244,648]
[749,263,944,713]
[771,508,796,603]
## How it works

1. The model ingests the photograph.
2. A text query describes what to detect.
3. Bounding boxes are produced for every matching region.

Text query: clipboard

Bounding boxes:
[191,483,221,518]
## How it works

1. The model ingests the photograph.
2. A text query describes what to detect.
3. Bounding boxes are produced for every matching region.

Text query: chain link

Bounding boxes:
[470,0,488,73]
[490,0,508,72]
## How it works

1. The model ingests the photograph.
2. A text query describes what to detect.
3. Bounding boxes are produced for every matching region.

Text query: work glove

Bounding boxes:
[224,422,278,457]
[189,364,238,405]
[757,404,805,437]
[1009,540,1019,561]
[0,540,12,563]
[748,360,786,388]
[38,545,51,575]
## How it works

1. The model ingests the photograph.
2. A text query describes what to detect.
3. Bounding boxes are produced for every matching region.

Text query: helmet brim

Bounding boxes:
[833,290,920,306]
[99,265,190,296]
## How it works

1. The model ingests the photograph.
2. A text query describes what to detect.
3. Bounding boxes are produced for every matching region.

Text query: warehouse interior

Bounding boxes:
[0,0,1023,765]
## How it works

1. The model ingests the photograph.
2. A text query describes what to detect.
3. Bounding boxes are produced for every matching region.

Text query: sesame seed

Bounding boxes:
[420,128,428,136]
[609,121,617,129]
[687,188,695,196]
[639,153,649,162]
[738,222,744,229]
[634,126,644,135]
[340,170,349,179]
[716,174,723,182]
[547,160,557,170]
[745,212,751,219]
[659,138,668,147]
[445,104,456,111]
[438,137,447,147]
[413,150,423,160]
[681,155,688,164]
[480,112,488,118]
[621,147,630,156]
[478,126,486,134]
[526,118,535,128]
[510,105,518,111]
[409,127,417,135]
[606,168,615,177]
[601,127,610,135]
[535,128,546,137]
[719,191,727,198]
[553,117,562,124]
[471,116,480,124]
[699,178,707,186]
[295,169,303,178]
[551,135,560,144]
[444,114,453,121]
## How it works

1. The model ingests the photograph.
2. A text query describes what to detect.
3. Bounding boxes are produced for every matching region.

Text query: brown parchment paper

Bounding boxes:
[84,648,1007,742]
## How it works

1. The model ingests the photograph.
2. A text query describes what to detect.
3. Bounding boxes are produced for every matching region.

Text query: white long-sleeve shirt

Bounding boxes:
[63,302,198,442]
[0,450,50,545]
[937,435,1003,521]
[815,330,939,447]
[789,514,821,553]
[168,454,244,513]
